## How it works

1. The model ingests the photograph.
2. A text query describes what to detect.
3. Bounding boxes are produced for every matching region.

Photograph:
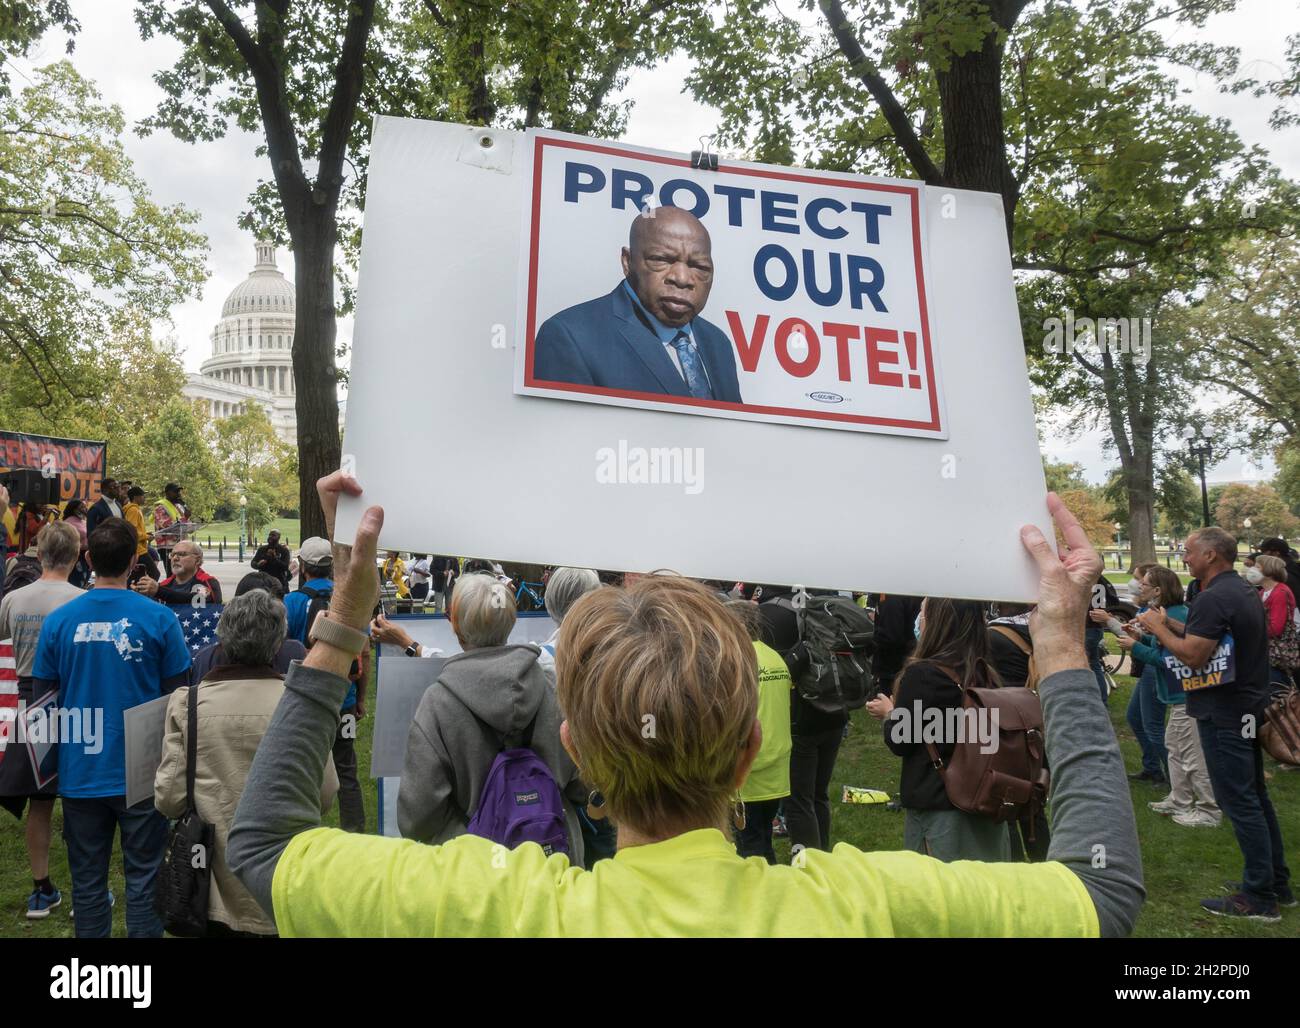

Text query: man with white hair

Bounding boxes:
[133,540,222,604]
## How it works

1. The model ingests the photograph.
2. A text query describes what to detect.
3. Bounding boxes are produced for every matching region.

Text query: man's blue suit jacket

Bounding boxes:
[532,283,742,403]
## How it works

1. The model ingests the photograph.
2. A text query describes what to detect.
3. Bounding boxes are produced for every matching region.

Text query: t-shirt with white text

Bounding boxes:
[33,588,191,797]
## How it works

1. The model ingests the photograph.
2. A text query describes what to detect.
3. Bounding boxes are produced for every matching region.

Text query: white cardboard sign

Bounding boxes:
[337,118,1052,602]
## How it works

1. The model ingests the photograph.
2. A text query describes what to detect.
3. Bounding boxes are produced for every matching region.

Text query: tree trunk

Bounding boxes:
[1126,473,1157,568]
[289,209,342,541]
[933,30,1020,244]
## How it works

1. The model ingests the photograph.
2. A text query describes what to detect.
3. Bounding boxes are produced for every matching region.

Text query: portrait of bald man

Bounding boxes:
[532,206,743,403]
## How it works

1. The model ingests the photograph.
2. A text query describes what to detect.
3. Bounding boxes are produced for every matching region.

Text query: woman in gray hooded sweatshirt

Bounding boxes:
[397,573,586,863]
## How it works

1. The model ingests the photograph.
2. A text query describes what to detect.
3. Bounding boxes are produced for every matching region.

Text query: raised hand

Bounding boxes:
[314,471,382,634]
[1020,492,1103,679]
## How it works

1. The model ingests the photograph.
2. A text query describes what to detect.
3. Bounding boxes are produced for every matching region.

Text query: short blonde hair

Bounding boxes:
[555,576,758,838]
[1256,554,1288,584]
[450,573,516,649]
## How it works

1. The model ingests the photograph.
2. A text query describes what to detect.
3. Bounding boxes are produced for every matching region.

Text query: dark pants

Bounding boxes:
[736,797,783,863]
[1126,665,1168,778]
[411,582,429,600]
[1086,624,1108,703]
[62,795,167,938]
[333,721,366,833]
[787,727,843,852]
[1197,719,1291,905]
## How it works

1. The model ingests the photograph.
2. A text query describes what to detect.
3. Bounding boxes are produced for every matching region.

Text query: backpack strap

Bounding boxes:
[185,683,200,812]
[989,624,1031,657]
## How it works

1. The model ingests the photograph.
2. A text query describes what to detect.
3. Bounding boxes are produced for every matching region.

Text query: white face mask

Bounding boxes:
[1127,577,1143,592]
[1245,567,1264,586]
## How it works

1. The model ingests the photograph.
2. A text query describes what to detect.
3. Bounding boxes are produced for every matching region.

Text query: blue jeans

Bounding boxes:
[62,795,167,938]
[1196,719,1291,906]
[1086,624,1108,703]
[1126,665,1168,777]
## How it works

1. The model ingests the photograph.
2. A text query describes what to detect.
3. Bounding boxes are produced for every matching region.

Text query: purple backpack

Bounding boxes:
[466,711,570,857]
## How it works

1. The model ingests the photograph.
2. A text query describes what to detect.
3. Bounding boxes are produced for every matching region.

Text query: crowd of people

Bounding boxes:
[0,469,1296,935]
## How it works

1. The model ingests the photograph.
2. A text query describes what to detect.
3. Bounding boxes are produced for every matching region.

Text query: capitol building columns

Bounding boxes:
[182,241,301,446]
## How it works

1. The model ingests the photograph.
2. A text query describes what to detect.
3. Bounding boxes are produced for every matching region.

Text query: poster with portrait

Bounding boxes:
[515,132,945,438]
[337,117,1055,602]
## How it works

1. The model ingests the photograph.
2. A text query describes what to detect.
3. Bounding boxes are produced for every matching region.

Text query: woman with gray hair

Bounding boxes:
[398,573,587,862]
[538,567,602,667]
[155,589,337,937]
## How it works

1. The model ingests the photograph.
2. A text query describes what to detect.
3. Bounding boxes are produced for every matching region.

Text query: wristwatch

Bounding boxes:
[308,610,368,655]
[404,642,421,657]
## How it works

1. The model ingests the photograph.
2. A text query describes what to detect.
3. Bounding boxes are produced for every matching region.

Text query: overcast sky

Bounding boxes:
[11,0,1295,484]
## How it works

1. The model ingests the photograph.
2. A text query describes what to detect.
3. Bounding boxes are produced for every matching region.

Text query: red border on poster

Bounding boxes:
[522,135,940,432]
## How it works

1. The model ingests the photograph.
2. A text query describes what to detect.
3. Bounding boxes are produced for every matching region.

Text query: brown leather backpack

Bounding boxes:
[923,666,1050,825]
[1261,687,1300,766]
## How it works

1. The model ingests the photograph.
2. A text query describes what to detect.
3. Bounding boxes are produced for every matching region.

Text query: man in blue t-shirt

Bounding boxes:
[284,536,365,831]
[33,517,190,938]
[1140,526,1290,922]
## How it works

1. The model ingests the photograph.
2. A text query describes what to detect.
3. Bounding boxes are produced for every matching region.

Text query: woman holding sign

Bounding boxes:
[225,475,1143,938]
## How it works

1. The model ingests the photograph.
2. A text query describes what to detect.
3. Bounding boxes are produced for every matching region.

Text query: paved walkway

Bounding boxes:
[198,552,254,598]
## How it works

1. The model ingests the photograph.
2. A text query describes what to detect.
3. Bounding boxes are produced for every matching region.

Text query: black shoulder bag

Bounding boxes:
[154,684,216,937]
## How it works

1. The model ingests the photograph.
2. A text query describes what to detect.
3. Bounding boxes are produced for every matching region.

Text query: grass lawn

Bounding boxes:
[2,672,1295,937]
[194,517,302,550]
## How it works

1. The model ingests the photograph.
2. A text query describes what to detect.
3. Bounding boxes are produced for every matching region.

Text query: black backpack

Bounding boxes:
[775,593,877,714]
[298,581,333,644]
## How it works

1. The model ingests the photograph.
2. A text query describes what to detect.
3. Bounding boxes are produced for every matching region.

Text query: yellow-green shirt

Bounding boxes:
[271,827,1098,937]
[741,641,793,802]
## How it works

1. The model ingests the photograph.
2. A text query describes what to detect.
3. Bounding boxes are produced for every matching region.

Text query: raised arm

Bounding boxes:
[227,472,382,916]
[1021,493,1145,937]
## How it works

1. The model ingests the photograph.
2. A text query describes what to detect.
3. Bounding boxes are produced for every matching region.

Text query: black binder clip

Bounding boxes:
[691,134,719,171]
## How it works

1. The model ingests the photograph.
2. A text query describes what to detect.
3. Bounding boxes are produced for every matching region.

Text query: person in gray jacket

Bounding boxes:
[397,573,586,863]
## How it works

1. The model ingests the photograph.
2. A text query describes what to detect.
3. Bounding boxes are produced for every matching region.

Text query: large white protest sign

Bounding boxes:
[517,132,943,437]
[337,118,1053,601]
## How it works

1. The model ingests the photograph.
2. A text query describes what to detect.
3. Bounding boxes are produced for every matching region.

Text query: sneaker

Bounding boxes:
[26,887,62,920]
[1172,809,1221,828]
[771,815,788,838]
[1201,893,1282,922]
[1222,881,1298,907]
[1147,798,1185,816]
[68,890,114,919]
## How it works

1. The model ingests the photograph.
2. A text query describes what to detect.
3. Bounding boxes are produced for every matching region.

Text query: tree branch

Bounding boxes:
[817,0,942,184]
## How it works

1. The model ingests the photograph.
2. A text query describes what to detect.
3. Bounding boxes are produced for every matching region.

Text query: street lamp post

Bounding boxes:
[1114,522,1124,570]
[1183,426,1213,527]
[1243,517,1252,550]
[239,494,247,563]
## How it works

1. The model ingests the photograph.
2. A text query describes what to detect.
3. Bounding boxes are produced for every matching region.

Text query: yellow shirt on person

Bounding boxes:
[269,827,1098,937]
[384,557,410,598]
[123,502,150,557]
[741,641,793,803]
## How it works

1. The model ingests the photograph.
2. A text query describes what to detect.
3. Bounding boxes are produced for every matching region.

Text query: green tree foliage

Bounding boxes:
[1154,466,1203,540]
[1275,447,1300,517]
[0,61,207,414]
[1173,235,1300,455]
[124,398,226,520]
[0,1,78,96]
[0,310,187,471]
[1213,482,1300,542]
[212,404,298,520]
[213,405,290,488]
[1041,458,1089,494]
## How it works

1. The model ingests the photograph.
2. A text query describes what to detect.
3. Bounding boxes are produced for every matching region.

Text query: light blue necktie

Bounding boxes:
[670,329,712,399]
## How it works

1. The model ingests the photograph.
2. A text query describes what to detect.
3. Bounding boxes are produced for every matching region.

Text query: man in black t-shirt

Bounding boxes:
[1139,526,1291,920]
